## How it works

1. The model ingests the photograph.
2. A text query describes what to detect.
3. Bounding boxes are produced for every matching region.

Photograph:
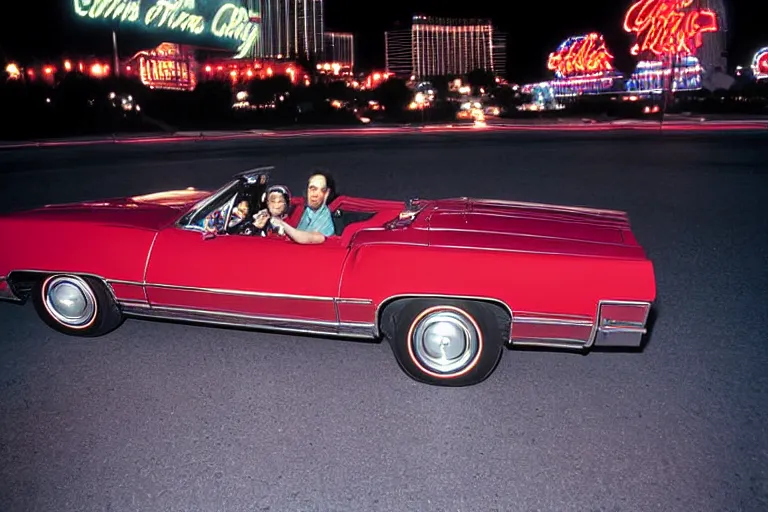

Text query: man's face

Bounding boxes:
[267,192,287,216]
[307,175,329,210]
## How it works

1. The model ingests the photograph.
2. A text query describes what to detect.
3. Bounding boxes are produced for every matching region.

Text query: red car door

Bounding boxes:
[143,227,348,326]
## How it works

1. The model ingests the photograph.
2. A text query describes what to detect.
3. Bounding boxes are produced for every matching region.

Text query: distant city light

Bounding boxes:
[5,63,20,79]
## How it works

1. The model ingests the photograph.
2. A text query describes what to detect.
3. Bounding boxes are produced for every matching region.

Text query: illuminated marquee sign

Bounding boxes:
[72,0,259,58]
[134,42,197,90]
[623,0,718,57]
[752,48,768,80]
[547,33,614,78]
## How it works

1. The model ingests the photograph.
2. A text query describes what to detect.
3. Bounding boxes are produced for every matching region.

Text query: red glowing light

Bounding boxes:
[547,33,614,77]
[623,0,718,57]
[755,50,768,76]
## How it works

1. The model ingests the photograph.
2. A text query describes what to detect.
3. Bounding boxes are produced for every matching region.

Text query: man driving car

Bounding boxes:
[270,172,335,244]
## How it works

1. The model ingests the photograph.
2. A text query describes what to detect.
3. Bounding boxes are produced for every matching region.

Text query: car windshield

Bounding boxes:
[177,179,240,230]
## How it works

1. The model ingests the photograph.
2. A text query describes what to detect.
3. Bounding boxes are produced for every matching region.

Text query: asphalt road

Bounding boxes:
[1,131,767,512]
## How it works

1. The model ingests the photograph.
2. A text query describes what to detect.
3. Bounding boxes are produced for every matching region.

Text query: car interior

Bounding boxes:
[188,171,409,242]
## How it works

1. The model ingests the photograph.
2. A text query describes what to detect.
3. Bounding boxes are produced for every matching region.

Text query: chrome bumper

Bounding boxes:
[0,277,21,302]
[591,301,651,348]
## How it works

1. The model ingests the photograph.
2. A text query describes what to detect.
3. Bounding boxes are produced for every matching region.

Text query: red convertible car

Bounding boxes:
[0,167,656,386]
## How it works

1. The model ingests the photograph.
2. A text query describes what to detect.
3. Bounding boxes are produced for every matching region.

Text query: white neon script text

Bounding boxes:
[145,0,204,34]
[73,0,258,54]
[212,4,259,58]
[74,0,141,22]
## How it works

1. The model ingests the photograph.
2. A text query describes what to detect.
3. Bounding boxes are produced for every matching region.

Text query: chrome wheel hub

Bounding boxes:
[410,308,480,374]
[44,276,96,327]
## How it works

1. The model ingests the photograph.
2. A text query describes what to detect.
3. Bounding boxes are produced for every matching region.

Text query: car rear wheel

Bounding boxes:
[32,274,123,337]
[384,298,506,386]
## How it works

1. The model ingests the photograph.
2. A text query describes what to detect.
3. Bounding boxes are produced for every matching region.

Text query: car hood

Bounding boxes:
[422,197,646,258]
[3,189,211,232]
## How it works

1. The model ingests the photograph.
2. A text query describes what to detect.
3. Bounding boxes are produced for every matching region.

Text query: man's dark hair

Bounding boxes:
[308,169,338,203]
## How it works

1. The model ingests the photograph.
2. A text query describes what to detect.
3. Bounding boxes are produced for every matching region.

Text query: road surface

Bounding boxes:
[1,131,767,512]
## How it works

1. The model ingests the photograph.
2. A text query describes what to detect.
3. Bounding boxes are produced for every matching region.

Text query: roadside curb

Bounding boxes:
[1,120,765,149]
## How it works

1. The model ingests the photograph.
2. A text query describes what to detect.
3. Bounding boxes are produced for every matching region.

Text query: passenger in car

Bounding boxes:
[270,172,336,244]
[204,199,250,233]
[252,185,292,236]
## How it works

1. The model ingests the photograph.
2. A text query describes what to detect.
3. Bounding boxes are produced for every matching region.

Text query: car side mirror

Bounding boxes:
[202,231,217,240]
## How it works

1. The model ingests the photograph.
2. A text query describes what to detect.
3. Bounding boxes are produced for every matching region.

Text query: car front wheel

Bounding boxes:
[384,298,506,386]
[32,274,123,337]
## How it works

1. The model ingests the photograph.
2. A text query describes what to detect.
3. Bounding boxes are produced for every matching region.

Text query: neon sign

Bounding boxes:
[547,33,614,78]
[133,42,197,91]
[623,0,718,57]
[752,48,768,79]
[72,0,259,58]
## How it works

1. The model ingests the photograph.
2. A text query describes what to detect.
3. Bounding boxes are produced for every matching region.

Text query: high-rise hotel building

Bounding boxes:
[259,0,324,60]
[323,32,355,69]
[385,16,507,78]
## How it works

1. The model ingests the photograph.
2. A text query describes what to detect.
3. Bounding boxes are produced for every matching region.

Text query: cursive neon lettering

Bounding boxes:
[74,0,258,54]
[145,0,205,35]
[623,0,718,56]
[73,0,140,22]
[547,33,614,77]
[212,3,259,57]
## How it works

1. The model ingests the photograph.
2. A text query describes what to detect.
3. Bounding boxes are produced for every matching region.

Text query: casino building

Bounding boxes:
[385,16,507,79]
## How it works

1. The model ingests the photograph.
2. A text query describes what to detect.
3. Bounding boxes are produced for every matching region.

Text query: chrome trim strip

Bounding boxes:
[513,316,593,327]
[600,325,647,334]
[105,279,141,286]
[512,339,588,350]
[141,281,335,302]
[149,304,340,326]
[118,299,151,308]
[106,278,373,304]
[464,198,628,217]
[427,227,629,247]
[141,232,159,302]
[423,243,624,259]
[119,303,376,339]
[510,315,593,348]
[430,213,628,230]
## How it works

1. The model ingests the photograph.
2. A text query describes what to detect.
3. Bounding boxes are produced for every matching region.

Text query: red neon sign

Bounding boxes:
[623,0,718,57]
[547,33,614,77]
[755,50,768,76]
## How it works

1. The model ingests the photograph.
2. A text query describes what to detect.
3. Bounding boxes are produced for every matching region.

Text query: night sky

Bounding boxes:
[1,0,763,83]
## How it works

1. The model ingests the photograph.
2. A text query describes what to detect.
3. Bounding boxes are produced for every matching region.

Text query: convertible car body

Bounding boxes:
[0,167,656,386]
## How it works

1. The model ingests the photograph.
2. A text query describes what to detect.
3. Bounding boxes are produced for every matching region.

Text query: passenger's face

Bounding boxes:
[267,192,287,216]
[234,200,249,218]
[307,175,328,210]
